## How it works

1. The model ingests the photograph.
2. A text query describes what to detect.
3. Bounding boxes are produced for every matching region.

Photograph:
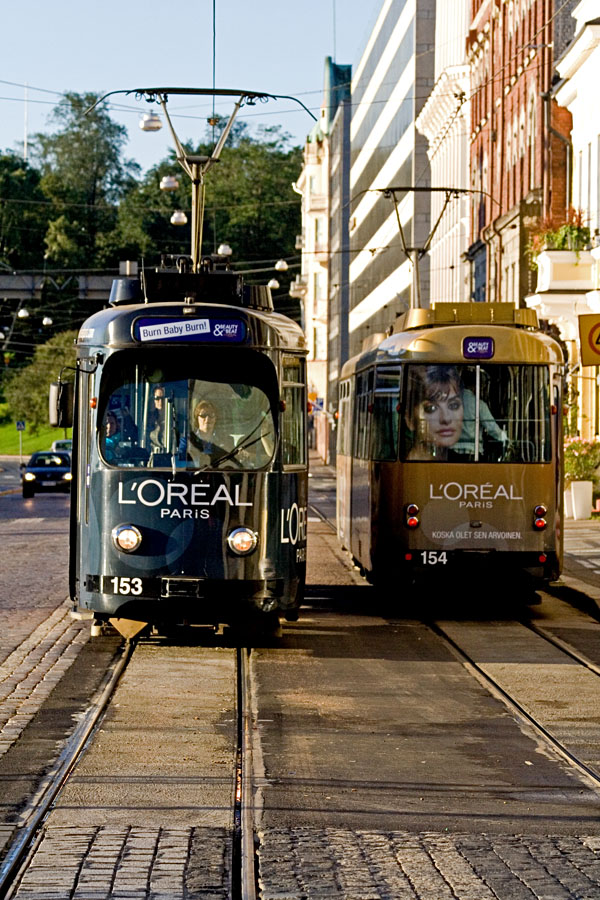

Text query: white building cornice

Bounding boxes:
[555,23,600,85]
[416,65,470,145]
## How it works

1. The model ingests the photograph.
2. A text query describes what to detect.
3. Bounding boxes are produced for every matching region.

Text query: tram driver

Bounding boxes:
[186,399,233,466]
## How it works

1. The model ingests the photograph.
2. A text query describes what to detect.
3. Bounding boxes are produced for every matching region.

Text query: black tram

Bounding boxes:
[337,303,564,591]
[53,266,307,637]
[49,86,311,637]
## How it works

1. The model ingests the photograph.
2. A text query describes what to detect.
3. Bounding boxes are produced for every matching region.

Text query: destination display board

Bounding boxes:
[133,316,247,343]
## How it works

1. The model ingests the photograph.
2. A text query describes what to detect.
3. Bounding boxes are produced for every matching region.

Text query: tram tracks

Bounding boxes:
[308,499,600,799]
[0,639,134,899]
[427,619,600,793]
[0,637,259,900]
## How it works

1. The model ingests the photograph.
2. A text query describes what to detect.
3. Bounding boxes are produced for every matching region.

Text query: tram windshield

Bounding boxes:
[98,350,277,470]
[394,364,551,463]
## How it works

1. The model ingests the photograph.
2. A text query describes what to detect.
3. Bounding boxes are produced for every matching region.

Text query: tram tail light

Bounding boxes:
[533,504,547,530]
[405,503,419,529]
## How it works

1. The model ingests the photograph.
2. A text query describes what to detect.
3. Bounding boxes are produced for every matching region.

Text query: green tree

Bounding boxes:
[4,330,77,431]
[0,153,50,269]
[32,92,140,268]
[111,125,301,267]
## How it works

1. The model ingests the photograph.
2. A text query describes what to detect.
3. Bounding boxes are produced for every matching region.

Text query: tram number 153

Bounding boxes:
[109,576,143,595]
[420,551,447,566]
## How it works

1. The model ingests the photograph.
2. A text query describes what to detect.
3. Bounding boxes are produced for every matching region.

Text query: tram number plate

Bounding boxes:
[102,576,144,596]
[420,551,448,566]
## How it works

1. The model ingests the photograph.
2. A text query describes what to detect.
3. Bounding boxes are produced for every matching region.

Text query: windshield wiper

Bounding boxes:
[195,414,272,473]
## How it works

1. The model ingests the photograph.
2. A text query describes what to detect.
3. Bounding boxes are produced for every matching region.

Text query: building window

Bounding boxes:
[528,93,536,191]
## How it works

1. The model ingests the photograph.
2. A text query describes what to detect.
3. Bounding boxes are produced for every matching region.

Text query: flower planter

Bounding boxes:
[564,486,573,519]
[571,480,593,520]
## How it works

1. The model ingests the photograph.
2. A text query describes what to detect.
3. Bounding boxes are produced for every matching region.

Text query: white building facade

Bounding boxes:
[415,0,471,304]
[348,0,436,357]
[526,0,600,439]
[554,0,600,237]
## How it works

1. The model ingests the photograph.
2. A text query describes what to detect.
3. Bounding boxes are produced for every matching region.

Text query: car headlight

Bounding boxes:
[63,472,73,481]
[24,472,36,481]
[112,524,142,553]
[227,527,258,556]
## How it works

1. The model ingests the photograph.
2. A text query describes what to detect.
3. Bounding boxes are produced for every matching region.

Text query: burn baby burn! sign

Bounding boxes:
[135,317,246,343]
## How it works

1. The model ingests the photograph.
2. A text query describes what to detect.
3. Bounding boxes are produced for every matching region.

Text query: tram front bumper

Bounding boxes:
[84,574,286,619]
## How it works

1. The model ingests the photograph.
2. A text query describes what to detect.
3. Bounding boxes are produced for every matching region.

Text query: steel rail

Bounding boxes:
[521,617,600,678]
[0,639,134,899]
[427,620,600,792]
[307,502,336,533]
[239,647,257,900]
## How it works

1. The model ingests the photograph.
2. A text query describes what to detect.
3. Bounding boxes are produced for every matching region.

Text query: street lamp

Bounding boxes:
[268,278,280,290]
[139,111,162,132]
[160,175,179,191]
[217,243,232,257]
[170,210,188,226]
[274,259,289,272]
[17,307,30,319]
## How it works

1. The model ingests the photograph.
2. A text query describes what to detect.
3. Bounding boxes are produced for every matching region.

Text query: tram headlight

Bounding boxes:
[227,527,258,556]
[112,524,142,553]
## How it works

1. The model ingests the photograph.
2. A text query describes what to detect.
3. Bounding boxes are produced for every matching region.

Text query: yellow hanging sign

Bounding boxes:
[578,314,600,367]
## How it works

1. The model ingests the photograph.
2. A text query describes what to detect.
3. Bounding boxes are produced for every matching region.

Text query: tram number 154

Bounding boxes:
[420,551,448,566]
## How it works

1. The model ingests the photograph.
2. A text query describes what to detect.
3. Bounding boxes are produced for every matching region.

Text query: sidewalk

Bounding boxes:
[308,451,600,610]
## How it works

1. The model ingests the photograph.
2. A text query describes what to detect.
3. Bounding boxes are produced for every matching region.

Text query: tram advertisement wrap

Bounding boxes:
[81,470,307,603]
[396,464,555,553]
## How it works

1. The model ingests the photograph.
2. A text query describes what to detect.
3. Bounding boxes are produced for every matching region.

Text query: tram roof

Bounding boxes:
[75,301,306,354]
[341,303,564,377]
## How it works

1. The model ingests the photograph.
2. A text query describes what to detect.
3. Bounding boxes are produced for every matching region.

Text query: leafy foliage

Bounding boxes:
[564,438,600,486]
[528,207,591,270]
[4,330,77,432]
[31,92,140,267]
[0,153,50,268]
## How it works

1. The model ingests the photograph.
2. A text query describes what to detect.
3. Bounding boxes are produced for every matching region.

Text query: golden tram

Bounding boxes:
[336,303,564,591]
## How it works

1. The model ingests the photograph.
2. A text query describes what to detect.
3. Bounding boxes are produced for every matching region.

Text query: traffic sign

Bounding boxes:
[579,315,600,367]
[16,420,25,432]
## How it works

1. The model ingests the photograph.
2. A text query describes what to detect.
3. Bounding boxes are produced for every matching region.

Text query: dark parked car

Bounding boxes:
[22,451,72,498]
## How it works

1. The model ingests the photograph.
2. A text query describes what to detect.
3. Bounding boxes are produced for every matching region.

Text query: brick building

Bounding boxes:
[466,0,577,305]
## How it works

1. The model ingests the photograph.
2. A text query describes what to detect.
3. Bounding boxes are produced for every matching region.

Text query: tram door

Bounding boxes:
[350,369,373,566]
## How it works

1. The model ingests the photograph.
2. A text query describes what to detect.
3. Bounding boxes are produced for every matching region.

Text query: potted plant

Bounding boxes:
[564,438,600,519]
[528,208,591,270]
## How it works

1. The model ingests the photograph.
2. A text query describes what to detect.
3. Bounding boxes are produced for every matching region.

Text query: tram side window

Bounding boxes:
[337,380,351,456]
[371,367,400,460]
[400,363,551,463]
[353,370,373,459]
[281,360,306,467]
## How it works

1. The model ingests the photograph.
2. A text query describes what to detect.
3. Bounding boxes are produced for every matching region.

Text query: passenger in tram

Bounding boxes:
[147,385,168,452]
[102,409,140,464]
[453,371,507,458]
[405,365,464,460]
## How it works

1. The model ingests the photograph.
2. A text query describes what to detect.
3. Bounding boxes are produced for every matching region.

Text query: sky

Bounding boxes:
[0,0,381,173]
